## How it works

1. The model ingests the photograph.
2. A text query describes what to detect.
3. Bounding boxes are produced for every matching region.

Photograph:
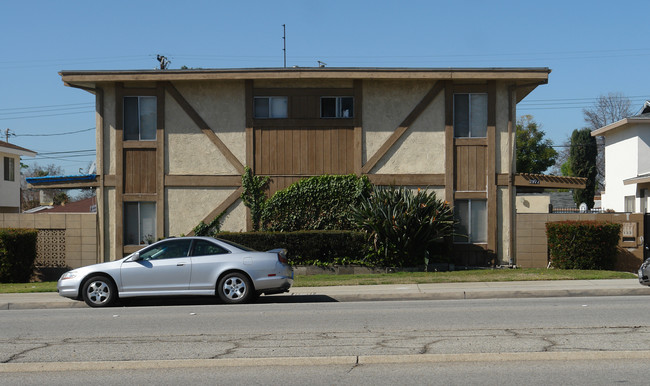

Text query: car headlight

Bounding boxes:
[60,271,78,280]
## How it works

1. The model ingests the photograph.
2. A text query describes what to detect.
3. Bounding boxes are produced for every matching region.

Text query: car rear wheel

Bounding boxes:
[82,276,116,307]
[217,272,252,304]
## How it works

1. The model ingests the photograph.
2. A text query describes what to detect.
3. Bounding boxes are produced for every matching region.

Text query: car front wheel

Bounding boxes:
[82,276,117,307]
[217,272,253,304]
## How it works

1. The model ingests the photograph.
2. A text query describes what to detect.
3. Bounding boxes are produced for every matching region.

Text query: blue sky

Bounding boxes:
[2,0,649,175]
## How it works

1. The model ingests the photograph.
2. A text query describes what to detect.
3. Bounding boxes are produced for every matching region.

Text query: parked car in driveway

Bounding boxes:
[57,237,293,307]
[639,258,650,286]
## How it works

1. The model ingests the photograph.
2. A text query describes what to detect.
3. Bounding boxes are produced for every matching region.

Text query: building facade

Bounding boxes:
[53,67,550,265]
[0,140,36,213]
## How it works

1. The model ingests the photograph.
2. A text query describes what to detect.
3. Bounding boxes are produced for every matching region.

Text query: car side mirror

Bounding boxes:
[129,252,141,262]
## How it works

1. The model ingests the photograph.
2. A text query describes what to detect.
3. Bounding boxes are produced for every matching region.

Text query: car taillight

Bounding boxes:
[277,253,288,264]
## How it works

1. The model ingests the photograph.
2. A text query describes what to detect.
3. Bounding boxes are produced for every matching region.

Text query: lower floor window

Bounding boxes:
[624,195,635,213]
[454,199,487,243]
[124,202,156,245]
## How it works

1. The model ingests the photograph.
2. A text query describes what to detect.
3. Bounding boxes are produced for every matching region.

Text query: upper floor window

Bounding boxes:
[254,96,288,118]
[3,157,14,181]
[454,93,487,137]
[124,96,157,141]
[321,97,353,118]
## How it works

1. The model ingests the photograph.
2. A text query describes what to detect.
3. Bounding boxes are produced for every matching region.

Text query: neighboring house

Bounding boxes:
[592,101,650,213]
[44,67,549,265]
[24,196,97,213]
[0,140,36,213]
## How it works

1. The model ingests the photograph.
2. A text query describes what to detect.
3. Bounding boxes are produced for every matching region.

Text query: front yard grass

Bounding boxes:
[0,268,636,293]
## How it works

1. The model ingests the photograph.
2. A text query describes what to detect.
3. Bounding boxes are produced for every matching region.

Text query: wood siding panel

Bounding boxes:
[455,144,486,192]
[124,149,156,194]
[254,127,354,194]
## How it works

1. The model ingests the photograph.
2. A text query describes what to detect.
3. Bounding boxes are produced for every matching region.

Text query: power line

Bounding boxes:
[15,128,95,137]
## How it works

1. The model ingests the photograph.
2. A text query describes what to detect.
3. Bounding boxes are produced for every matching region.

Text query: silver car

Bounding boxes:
[639,258,650,286]
[57,237,293,307]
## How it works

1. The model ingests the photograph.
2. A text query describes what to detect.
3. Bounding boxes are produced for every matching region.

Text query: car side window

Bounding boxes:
[191,240,229,257]
[139,240,192,261]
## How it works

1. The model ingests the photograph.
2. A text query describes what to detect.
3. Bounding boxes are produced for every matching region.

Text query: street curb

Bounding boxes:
[3,351,650,372]
[1,287,649,310]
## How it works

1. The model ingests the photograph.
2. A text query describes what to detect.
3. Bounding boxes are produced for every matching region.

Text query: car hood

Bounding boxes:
[66,256,130,276]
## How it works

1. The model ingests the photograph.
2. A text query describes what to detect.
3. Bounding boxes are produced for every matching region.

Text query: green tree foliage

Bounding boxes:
[240,167,270,231]
[351,186,455,268]
[516,115,558,174]
[261,175,372,231]
[569,128,598,208]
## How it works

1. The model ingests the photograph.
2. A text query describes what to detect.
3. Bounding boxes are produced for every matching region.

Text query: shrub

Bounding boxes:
[0,228,38,283]
[241,166,270,231]
[218,231,367,265]
[192,211,226,237]
[351,186,455,267]
[261,174,372,231]
[546,221,620,270]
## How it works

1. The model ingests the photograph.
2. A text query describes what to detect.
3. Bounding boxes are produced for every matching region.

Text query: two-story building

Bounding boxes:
[49,67,550,265]
[0,140,36,213]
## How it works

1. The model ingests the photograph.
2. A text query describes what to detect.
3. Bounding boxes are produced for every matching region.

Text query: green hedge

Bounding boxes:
[0,228,38,283]
[218,231,367,266]
[261,175,372,231]
[546,221,620,270]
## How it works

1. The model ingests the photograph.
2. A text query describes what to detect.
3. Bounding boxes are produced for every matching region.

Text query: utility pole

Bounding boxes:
[4,128,13,143]
[282,24,286,68]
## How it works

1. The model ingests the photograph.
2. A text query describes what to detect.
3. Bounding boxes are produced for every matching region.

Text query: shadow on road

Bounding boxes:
[115,294,337,307]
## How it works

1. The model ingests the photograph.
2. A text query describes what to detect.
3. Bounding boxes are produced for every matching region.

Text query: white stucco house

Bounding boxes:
[592,101,650,213]
[0,140,36,213]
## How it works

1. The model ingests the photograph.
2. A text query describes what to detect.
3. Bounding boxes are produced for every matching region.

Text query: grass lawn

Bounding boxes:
[0,268,636,293]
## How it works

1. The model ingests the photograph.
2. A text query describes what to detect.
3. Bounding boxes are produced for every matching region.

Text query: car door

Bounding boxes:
[120,239,192,294]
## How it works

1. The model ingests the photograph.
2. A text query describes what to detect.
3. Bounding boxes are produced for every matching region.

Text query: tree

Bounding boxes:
[516,115,558,174]
[20,163,65,210]
[569,128,598,208]
[583,92,633,189]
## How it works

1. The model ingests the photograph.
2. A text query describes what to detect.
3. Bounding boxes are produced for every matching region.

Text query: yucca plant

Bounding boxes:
[351,186,455,267]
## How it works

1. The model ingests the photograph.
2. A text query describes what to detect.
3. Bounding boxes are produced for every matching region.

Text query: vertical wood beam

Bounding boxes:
[444,81,454,203]
[156,83,165,241]
[114,83,124,261]
[95,87,105,263]
[244,79,254,231]
[353,79,363,175]
[487,80,498,256]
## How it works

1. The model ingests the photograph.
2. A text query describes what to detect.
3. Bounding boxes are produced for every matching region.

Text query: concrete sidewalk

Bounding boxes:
[2,279,649,310]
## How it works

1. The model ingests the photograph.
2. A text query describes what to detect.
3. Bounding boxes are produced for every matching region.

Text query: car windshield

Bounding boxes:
[216,238,256,252]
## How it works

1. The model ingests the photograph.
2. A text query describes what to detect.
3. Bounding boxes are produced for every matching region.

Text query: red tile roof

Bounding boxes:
[40,197,97,213]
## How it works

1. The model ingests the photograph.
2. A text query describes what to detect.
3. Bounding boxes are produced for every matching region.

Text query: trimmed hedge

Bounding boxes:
[0,228,38,283]
[546,221,620,270]
[218,231,367,266]
[261,174,372,231]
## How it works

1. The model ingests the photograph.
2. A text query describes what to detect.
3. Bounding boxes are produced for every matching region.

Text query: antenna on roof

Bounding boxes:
[318,61,327,68]
[282,24,287,68]
[156,55,170,70]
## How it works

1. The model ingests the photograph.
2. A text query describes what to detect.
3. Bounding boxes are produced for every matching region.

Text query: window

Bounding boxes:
[625,195,635,213]
[124,202,156,245]
[321,97,354,118]
[254,97,288,118]
[124,96,157,140]
[139,239,192,261]
[454,93,487,137]
[454,199,487,243]
[3,157,14,181]
[192,240,229,256]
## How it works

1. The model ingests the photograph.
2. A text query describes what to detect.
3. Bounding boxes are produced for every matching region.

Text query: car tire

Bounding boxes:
[82,276,117,308]
[217,272,253,304]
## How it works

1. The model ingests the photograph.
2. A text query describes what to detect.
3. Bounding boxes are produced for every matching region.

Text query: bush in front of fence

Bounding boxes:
[546,221,621,270]
[0,228,38,283]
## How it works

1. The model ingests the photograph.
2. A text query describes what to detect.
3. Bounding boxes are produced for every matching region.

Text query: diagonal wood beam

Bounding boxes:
[186,187,244,236]
[164,81,245,174]
[362,81,445,174]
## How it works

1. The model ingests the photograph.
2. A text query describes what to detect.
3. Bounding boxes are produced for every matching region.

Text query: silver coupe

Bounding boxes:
[57,237,293,307]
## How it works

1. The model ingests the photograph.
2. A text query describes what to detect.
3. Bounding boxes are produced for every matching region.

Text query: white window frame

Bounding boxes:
[454,199,487,244]
[123,96,157,141]
[624,195,635,213]
[3,156,15,181]
[124,202,156,245]
[453,93,488,138]
[320,96,354,118]
[254,96,288,118]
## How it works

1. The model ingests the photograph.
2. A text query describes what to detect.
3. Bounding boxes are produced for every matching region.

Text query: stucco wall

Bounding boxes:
[166,81,246,175]
[165,187,246,236]
[0,152,21,209]
[363,80,445,174]
[602,128,640,211]
[516,195,550,213]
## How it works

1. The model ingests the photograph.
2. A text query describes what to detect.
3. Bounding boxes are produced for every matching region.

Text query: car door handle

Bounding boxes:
[177,263,186,266]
